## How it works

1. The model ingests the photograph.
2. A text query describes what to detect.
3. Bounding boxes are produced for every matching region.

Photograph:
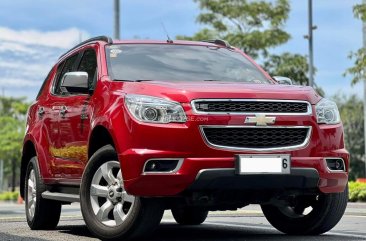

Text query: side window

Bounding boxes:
[77,49,97,90]
[54,54,78,95]
[36,67,54,100]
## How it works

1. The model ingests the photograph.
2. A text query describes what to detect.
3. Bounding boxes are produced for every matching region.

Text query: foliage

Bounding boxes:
[0,96,29,191]
[349,181,366,202]
[333,94,365,180]
[353,3,366,21]
[177,0,291,59]
[263,52,312,86]
[344,48,366,85]
[344,4,366,84]
[0,191,19,201]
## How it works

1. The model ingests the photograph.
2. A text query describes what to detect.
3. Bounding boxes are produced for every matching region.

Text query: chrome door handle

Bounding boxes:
[60,106,68,117]
[38,107,45,117]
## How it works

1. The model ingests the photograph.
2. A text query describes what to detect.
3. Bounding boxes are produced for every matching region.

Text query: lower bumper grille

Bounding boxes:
[201,126,311,151]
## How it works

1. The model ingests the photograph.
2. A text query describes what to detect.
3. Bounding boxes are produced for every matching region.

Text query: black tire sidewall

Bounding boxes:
[261,187,348,235]
[25,157,61,229]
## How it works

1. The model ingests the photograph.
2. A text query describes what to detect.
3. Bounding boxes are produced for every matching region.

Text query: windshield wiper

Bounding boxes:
[203,79,222,81]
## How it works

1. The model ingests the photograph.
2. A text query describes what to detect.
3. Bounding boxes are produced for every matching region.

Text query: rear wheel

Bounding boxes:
[261,186,348,235]
[80,145,164,240]
[171,207,208,225]
[25,157,61,230]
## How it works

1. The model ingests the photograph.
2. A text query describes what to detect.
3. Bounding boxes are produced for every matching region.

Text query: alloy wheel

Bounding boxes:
[90,161,135,227]
[27,169,37,220]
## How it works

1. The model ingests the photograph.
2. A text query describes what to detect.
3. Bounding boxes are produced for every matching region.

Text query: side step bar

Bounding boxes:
[42,191,80,203]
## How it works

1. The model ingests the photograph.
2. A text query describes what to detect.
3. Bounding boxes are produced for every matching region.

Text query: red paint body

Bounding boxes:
[23,40,349,197]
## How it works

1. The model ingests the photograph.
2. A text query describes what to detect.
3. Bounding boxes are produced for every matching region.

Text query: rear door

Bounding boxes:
[34,66,61,178]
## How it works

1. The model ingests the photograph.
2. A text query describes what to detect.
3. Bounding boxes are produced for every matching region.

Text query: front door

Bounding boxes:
[56,47,97,179]
[56,95,90,178]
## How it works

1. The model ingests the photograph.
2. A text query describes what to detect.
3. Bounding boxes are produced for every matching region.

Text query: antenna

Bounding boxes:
[161,22,173,43]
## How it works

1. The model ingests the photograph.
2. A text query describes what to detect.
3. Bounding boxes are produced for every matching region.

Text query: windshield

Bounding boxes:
[106,44,271,84]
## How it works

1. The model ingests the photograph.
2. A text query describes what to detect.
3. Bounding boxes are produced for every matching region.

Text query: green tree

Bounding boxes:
[0,96,29,191]
[263,52,311,85]
[345,48,366,85]
[344,3,366,84]
[333,94,365,180]
[177,0,291,59]
[354,3,366,21]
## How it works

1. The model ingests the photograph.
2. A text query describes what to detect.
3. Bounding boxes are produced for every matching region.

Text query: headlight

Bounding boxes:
[125,94,187,123]
[315,98,341,124]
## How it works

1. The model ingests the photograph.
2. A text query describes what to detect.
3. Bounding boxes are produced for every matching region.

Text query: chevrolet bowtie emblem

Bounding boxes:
[245,114,276,126]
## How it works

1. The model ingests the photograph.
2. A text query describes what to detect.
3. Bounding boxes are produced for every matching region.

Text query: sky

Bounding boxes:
[0,0,362,100]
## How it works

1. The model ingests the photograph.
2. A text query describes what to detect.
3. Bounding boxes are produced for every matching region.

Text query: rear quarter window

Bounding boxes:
[36,67,54,100]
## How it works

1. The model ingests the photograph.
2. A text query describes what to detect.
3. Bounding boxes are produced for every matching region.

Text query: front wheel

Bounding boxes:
[80,145,164,240]
[261,186,348,235]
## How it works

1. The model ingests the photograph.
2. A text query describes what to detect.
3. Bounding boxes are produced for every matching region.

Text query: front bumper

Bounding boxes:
[121,151,349,196]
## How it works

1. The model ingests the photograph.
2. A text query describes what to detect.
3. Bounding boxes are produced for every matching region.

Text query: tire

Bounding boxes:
[261,185,348,235]
[80,145,164,241]
[24,157,62,230]
[171,207,208,225]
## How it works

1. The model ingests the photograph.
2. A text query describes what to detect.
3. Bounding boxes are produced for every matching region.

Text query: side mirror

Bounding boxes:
[273,76,293,85]
[61,72,89,94]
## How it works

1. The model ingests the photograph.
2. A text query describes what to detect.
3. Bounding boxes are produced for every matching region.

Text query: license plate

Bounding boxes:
[236,155,291,175]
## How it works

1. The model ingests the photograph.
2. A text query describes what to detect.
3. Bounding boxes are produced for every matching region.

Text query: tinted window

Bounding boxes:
[77,49,97,90]
[106,44,270,84]
[54,54,78,95]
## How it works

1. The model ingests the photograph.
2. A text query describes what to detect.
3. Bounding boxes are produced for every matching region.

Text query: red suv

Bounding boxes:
[21,36,349,240]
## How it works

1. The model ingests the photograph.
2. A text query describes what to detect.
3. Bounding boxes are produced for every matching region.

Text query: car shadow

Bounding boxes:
[57,222,363,241]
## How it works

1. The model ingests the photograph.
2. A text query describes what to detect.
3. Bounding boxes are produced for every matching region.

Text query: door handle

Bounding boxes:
[60,106,68,117]
[38,107,45,117]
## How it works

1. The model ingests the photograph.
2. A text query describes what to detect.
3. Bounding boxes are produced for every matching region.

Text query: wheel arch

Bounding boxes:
[88,125,116,160]
[20,140,37,198]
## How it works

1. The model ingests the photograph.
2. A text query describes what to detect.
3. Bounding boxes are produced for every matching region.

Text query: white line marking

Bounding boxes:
[206,222,277,231]
[327,231,366,239]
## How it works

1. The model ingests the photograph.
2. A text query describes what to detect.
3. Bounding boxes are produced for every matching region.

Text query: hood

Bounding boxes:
[119,81,322,105]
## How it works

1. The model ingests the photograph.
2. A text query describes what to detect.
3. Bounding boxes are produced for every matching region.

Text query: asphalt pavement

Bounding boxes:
[0,202,365,241]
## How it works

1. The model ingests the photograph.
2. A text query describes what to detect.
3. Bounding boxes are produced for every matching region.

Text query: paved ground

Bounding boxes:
[0,202,365,240]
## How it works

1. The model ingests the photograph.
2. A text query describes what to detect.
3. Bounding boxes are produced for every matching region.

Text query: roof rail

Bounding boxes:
[201,39,234,49]
[59,35,113,59]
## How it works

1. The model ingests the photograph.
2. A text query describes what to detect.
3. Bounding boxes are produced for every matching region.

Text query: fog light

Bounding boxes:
[326,158,345,171]
[143,159,182,173]
[335,160,341,169]
[145,161,159,171]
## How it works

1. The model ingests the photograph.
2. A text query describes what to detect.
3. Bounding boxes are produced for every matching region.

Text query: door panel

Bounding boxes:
[37,97,62,177]
[55,95,91,178]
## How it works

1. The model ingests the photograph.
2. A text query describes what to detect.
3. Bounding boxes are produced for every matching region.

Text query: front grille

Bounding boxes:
[193,100,309,114]
[201,126,310,150]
